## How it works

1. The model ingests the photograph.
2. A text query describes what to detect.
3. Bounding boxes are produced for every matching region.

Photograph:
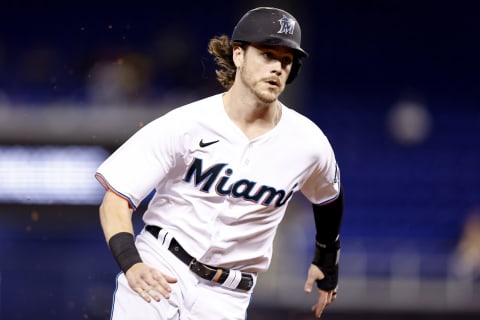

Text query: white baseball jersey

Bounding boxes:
[95,93,340,273]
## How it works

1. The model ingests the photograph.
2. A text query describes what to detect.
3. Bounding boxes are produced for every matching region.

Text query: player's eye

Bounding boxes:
[281,56,293,66]
[261,49,293,68]
[263,52,274,60]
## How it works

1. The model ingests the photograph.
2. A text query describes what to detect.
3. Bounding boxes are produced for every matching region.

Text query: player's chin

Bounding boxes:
[256,88,282,103]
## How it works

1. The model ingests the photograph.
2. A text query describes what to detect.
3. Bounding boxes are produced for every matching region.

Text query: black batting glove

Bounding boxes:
[312,238,340,291]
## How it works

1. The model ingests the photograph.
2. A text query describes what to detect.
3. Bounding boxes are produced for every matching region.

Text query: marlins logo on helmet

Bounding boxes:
[278,15,296,35]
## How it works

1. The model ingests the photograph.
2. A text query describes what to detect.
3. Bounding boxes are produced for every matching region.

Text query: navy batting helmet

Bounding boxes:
[231,7,308,84]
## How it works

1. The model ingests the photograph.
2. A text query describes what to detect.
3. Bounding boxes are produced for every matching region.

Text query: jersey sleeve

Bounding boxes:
[95,110,184,209]
[301,134,341,205]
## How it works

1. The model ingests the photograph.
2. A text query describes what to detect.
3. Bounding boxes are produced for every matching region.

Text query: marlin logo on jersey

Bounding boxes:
[277,15,295,35]
[183,157,297,207]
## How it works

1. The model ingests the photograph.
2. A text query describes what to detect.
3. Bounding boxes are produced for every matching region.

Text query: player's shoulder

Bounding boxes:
[281,104,336,158]
[281,103,326,137]
[169,93,222,116]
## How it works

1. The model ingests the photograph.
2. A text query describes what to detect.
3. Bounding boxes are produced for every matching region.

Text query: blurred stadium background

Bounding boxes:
[1,1,479,319]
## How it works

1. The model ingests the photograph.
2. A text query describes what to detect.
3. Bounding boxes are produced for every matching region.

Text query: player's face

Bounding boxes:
[237,44,294,103]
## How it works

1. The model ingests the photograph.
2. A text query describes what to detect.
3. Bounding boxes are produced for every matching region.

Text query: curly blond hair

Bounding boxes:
[208,35,246,90]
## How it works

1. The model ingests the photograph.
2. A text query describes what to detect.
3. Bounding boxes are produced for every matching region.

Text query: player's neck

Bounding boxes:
[222,91,281,140]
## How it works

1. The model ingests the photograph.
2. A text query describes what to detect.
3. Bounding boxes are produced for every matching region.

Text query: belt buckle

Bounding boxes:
[189,259,218,281]
[188,258,198,271]
[189,259,207,278]
[190,259,253,291]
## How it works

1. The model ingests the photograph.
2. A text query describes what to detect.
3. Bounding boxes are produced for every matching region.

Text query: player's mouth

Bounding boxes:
[264,78,280,87]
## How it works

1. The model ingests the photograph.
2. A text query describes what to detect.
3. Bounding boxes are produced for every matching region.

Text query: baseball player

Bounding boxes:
[96,6,344,320]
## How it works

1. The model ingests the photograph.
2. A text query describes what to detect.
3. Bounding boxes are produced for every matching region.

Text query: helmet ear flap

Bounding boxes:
[287,57,302,84]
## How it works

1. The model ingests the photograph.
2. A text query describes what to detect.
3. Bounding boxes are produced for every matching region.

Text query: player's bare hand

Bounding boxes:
[304,264,337,318]
[125,262,178,303]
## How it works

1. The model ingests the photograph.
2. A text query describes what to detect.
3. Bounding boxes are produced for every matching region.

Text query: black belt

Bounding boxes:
[145,225,254,291]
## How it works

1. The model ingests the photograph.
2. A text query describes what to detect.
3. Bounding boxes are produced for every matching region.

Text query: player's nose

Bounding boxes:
[270,63,283,77]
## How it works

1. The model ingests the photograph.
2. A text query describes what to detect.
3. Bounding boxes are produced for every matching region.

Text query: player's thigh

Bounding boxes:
[111,273,180,320]
[185,281,252,320]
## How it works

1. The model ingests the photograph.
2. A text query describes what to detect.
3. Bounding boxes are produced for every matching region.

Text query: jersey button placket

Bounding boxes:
[243,143,253,166]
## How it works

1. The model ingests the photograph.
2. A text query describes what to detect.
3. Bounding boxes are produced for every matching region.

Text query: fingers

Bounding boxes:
[304,277,314,293]
[325,287,338,305]
[311,287,338,318]
[329,289,338,303]
[304,265,339,318]
[304,264,325,293]
[134,287,156,303]
[131,282,160,303]
[126,263,178,303]
[311,289,329,318]
[147,270,178,300]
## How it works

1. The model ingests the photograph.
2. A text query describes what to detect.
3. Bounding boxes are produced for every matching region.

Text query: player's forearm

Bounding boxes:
[99,190,135,243]
[99,190,143,273]
[311,185,344,291]
[312,185,344,245]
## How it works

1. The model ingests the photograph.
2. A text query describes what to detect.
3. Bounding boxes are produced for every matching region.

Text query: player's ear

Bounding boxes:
[232,45,244,68]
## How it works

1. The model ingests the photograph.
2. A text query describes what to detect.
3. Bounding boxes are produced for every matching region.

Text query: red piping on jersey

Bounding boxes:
[315,182,341,206]
[94,172,137,210]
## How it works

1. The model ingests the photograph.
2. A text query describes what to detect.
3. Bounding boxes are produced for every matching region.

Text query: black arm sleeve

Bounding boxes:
[311,185,344,291]
[312,184,344,245]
